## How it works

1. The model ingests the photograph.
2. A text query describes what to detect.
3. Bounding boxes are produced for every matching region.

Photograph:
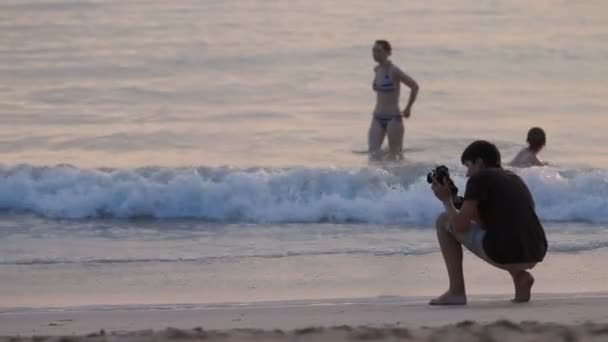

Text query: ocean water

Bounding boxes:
[1,0,607,309]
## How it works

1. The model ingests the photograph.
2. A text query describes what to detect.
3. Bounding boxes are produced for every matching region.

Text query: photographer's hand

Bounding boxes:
[431,177,452,204]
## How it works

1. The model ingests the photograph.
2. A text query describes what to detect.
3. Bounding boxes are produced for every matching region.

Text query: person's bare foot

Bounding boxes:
[429,291,467,306]
[512,271,534,303]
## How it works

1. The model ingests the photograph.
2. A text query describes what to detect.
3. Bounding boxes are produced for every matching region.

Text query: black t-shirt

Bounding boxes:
[464,168,547,264]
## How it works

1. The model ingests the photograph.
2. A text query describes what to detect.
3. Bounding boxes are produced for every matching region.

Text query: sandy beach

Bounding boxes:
[2,244,607,341]
[2,294,608,341]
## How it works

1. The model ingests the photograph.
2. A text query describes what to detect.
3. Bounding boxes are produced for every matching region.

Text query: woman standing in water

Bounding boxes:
[369,40,419,161]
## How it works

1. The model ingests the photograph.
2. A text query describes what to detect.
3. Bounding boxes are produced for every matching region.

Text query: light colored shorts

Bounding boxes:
[445,222,536,270]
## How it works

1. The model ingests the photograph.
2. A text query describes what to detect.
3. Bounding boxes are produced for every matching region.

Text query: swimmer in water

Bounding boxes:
[509,127,549,167]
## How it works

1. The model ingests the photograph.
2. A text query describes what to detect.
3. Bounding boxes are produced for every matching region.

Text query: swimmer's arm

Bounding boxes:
[508,154,521,167]
[443,199,479,234]
[509,149,528,167]
[530,154,547,166]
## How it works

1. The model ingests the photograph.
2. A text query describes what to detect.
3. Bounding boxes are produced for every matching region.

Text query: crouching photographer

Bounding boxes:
[429,140,547,306]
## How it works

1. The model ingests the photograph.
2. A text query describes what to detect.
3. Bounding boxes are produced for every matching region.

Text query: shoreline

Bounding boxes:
[2,292,608,337]
[3,291,608,313]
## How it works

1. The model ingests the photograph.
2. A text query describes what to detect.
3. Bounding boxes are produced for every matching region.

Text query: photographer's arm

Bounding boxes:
[442,199,479,234]
[432,179,479,233]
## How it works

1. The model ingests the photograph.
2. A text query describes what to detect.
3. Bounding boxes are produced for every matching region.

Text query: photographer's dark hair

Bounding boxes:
[375,40,392,54]
[527,127,546,152]
[460,140,502,168]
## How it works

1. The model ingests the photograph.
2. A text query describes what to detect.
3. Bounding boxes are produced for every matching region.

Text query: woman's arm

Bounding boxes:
[397,70,419,117]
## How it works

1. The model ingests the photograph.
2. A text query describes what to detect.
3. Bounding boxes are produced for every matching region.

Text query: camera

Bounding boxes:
[427,165,463,209]
[426,165,457,194]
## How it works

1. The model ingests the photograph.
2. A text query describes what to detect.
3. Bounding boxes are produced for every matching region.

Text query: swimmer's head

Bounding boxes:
[373,40,391,63]
[527,127,546,152]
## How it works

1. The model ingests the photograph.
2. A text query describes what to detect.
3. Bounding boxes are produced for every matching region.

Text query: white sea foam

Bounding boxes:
[1,164,607,224]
